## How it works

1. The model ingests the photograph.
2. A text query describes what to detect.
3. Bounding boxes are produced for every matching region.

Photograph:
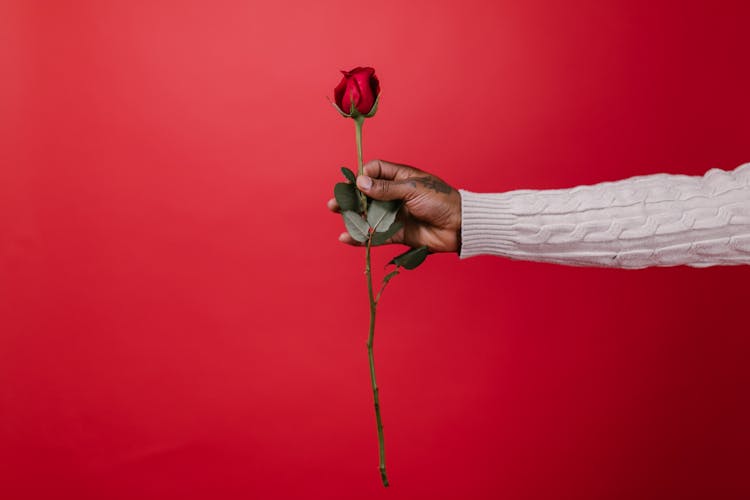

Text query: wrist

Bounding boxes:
[446,190,462,254]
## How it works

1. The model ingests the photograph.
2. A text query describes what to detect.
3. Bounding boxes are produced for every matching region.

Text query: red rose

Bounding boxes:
[333,66,380,117]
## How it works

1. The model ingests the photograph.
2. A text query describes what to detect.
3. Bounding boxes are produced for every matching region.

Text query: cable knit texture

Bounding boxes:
[459,163,750,268]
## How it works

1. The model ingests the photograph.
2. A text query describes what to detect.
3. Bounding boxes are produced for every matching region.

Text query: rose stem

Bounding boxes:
[355,115,389,487]
[354,116,368,216]
[366,236,389,487]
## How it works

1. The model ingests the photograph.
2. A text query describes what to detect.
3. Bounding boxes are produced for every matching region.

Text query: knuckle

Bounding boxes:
[365,158,382,175]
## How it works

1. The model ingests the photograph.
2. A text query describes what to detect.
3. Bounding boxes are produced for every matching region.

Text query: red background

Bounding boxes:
[2,1,750,498]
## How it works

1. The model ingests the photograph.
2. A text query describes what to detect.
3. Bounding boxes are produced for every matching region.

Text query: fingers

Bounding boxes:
[338,232,363,246]
[327,197,340,213]
[357,174,416,201]
[363,159,420,181]
[331,161,416,246]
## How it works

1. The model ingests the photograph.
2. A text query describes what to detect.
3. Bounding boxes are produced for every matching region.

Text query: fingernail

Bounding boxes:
[338,232,348,241]
[357,175,372,190]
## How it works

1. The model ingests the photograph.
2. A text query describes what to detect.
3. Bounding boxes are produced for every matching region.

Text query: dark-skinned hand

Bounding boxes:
[327,159,461,254]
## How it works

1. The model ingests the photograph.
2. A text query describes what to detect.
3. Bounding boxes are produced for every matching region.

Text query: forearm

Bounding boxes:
[458,163,750,268]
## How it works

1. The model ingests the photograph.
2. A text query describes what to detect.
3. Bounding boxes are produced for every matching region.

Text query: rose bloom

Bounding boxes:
[334,67,380,116]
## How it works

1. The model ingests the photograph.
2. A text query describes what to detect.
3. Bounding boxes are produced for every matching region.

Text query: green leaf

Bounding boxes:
[334,182,359,212]
[367,199,401,231]
[341,167,356,184]
[342,211,369,242]
[371,221,403,246]
[388,246,429,270]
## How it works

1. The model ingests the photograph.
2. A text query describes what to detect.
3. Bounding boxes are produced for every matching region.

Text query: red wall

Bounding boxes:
[2,1,749,498]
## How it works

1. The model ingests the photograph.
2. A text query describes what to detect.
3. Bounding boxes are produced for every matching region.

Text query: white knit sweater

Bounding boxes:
[459,163,750,268]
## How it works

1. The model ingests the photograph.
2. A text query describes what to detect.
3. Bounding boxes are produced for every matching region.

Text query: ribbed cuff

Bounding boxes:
[458,189,518,259]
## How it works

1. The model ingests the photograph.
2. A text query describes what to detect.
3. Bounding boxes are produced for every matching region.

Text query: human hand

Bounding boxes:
[327,159,461,253]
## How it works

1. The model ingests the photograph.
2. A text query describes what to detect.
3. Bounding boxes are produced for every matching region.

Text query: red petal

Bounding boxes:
[333,75,348,109]
[370,73,380,99]
[351,68,375,114]
[341,80,361,115]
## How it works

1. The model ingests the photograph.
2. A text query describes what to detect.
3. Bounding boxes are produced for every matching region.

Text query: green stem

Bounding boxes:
[375,271,399,305]
[356,115,388,487]
[354,116,367,216]
[366,236,388,487]
[354,115,364,175]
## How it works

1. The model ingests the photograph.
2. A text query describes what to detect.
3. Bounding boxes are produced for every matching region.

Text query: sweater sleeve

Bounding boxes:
[458,163,750,268]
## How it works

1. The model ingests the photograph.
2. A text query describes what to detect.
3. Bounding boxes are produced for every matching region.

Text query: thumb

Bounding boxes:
[356,175,416,201]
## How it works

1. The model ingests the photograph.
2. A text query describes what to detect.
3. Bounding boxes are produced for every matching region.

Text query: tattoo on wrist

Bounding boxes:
[409,176,452,194]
